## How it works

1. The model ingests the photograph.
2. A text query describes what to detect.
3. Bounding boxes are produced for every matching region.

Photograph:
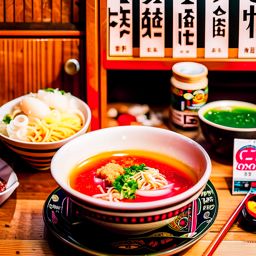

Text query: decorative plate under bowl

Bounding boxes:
[43,181,218,256]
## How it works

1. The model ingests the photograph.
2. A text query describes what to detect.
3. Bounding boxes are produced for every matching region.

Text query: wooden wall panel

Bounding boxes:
[15,0,25,22]
[62,0,72,23]
[73,0,79,23]
[0,38,84,105]
[5,0,14,22]
[24,0,32,22]
[52,0,61,23]
[33,0,42,22]
[0,1,3,22]
[0,0,83,25]
[42,0,52,22]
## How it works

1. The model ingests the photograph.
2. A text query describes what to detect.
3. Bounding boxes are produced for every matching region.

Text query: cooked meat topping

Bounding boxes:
[96,163,125,186]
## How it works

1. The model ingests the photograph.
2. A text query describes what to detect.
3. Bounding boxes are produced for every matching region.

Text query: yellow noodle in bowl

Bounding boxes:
[0,89,91,171]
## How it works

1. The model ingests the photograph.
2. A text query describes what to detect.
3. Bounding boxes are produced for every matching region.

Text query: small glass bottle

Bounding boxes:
[170,62,208,129]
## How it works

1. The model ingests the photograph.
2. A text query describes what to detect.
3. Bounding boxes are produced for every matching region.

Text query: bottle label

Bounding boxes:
[170,86,208,128]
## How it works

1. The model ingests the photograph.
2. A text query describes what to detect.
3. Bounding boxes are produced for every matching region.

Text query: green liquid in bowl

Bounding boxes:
[204,107,256,128]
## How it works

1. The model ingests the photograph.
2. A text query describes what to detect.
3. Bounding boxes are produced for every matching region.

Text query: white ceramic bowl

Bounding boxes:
[51,126,212,234]
[0,158,19,205]
[0,95,91,171]
[198,100,256,161]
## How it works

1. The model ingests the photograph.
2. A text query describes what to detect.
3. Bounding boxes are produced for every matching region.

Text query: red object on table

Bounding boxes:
[117,113,137,126]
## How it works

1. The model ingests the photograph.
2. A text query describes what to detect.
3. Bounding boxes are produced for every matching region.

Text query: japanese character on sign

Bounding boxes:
[205,0,229,58]
[108,0,133,56]
[140,0,165,57]
[173,0,197,58]
[239,0,256,58]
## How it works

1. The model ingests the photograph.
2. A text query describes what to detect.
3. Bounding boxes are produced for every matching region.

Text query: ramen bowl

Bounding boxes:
[0,92,91,171]
[51,126,211,234]
[198,100,256,162]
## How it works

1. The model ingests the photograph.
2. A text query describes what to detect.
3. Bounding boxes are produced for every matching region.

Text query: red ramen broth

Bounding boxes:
[69,150,197,202]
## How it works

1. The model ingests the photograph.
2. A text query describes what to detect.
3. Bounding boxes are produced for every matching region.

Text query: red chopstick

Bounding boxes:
[202,190,253,256]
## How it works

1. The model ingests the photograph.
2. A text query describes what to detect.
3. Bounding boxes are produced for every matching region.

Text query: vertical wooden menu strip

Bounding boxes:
[15,0,24,22]
[33,0,42,22]
[42,0,52,23]
[52,0,61,23]
[62,0,71,23]
[24,0,32,22]
[5,0,14,22]
[72,0,79,23]
[0,1,4,22]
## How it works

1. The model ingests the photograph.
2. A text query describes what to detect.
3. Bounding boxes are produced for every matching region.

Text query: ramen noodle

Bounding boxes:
[69,150,196,203]
[0,88,84,142]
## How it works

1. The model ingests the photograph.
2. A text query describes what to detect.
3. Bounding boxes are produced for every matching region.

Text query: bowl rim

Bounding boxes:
[198,100,256,132]
[51,126,212,211]
[0,94,92,146]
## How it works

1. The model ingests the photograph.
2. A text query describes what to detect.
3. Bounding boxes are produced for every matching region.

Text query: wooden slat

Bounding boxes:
[73,0,80,23]
[0,40,4,103]
[0,0,83,25]
[40,40,46,87]
[0,0,4,22]
[32,0,42,22]
[24,0,32,22]
[62,0,71,23]
[5,0,14,22]
[14,0,24,22]
[45,39,53,87]
[23,39,28,94]
[42,0,51,22]
[52,40,63,87]
[3,40,8,101]
[0,38,82,105]
[0,30,83,37]
[52,0,61,23]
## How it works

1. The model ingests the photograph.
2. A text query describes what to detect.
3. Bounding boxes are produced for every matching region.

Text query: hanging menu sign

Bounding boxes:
[238,0,256,58]
[205,0,229,58]
[172,0,197,58]
[106,1,256,59]
[139,0,165,57]
[107,0,133,56]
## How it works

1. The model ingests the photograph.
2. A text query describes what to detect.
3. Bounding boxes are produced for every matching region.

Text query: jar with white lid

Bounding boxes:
[170,62,208,129]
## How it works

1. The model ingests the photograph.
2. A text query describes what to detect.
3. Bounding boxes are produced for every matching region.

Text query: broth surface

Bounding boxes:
[69,150,197,202]
[204,106,256,128]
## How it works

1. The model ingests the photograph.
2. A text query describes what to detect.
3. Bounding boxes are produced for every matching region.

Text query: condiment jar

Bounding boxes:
[170,62,208,129]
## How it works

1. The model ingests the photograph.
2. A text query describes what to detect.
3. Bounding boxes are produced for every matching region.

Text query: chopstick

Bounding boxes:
[202,186,255,256]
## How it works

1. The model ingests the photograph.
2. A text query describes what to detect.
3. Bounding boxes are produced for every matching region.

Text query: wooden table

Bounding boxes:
[0,121,256,256]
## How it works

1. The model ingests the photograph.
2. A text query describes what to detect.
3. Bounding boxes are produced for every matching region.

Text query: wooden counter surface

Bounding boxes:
[0,117,255,255]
